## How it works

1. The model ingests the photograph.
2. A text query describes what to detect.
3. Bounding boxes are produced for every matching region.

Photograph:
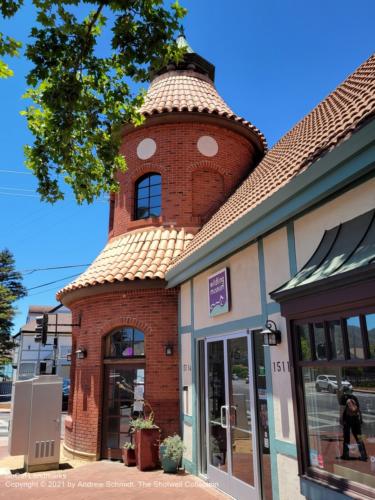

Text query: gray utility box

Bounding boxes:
[9,375,62,472]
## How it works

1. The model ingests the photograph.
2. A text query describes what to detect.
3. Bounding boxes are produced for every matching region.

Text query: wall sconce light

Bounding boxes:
[75,347,87,359]
[261,320,281,346]
[66,352,72,362]
[165,344,173,356]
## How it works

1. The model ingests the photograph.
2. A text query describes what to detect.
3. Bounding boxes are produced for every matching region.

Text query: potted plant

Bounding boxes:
[122,442,136,466]
[130,416,160,471]
[159,435,185,473]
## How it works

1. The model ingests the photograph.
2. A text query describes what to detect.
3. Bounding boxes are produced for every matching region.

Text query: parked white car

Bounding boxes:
[315,375,352,393]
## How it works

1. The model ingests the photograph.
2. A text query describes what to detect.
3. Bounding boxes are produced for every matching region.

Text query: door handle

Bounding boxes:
[220,405,228,429]
[230,405,237,426]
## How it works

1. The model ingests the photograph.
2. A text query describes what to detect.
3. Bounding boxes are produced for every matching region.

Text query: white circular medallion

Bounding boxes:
[137,138,156,160]
[197,136,218,157]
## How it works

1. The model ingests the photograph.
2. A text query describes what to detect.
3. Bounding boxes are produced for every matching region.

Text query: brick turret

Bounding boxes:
[58,37,265,460]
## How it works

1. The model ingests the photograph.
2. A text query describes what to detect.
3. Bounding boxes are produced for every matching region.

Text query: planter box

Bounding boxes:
[135,428,160,471]
[122,448,136,467]
[159,445,179,473]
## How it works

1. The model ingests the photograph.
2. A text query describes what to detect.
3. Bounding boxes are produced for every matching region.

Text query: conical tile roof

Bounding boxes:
[168,53,375,272]
[140,69,266,150]
[57,227,194,299]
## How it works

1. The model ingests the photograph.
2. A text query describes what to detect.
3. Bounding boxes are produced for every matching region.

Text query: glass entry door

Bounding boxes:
[101,364,145,459]
[206,332,259,500]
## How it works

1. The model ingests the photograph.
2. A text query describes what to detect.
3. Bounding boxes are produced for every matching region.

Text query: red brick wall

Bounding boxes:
[192,168,224,221]
[64,116,259,458]
[109,122,256,238]
[64,286,179,457]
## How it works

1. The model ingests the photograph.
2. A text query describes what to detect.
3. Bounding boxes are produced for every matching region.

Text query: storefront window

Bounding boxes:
[313,322,327,360]
[347,316,364,360]
[303,366,375,487]
[296,311,375,494]
[328,320,345,360]
[297,324,311,361]
[366,314,375,358]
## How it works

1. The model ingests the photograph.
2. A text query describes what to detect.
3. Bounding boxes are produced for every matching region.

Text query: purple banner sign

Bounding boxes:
[208,268,230,317]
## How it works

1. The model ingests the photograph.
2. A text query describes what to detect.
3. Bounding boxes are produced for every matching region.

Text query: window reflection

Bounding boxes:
[298,324,312,361]
[328,321,345,360]
[228,337,254,486]
[135,173,161,220]
[366,314,375,358]
[103,366,145,456]
[105,327,145,358]
[207,341,227,473]
[314,323,327,360]
[347,317,364,360]
[303,367,375,488]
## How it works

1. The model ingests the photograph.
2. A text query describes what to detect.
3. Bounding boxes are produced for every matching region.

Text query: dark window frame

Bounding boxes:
[134,172,161,220]
[288,302,375,499]
[105,326,145,360]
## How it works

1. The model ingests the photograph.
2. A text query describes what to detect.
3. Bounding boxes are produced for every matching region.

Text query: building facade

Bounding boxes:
[57,37,264,461]
[13,304,72,382]
[59,41,375,499]
[166,54,375,500]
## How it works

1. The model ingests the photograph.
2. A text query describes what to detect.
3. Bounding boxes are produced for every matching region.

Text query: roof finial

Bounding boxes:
[176,32,194,54]
[152,32,215,81]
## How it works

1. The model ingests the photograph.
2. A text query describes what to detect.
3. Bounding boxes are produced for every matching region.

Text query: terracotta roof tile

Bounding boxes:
[140,70,266,150]
[57,227,195,299]
[169,54,375,271]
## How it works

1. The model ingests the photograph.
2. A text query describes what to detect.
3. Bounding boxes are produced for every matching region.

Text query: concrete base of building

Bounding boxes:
[63,442,98,462]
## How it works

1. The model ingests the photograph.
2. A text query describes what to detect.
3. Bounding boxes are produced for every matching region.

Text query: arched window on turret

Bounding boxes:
[134,173,161,220]
[105,327,145,358]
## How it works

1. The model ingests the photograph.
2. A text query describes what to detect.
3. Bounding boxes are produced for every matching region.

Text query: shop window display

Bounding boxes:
[296,313,375,492]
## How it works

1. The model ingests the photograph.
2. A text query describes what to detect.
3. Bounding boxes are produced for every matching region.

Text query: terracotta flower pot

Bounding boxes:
[135,428,160,471]
[122,448,136,467]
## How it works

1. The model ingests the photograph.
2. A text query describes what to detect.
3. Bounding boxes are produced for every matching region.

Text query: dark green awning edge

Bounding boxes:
[271,208,375,302]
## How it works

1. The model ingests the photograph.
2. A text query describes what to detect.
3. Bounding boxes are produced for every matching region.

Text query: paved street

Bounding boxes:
[0,414,9,437]
[305,386,375,434]
[0,411,67,438]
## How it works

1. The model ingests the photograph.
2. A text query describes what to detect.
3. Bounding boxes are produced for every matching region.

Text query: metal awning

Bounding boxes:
[271,209,375,300]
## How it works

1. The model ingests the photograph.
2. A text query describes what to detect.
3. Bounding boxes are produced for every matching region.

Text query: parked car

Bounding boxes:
[315,375,352,393]
[62,378,70,411]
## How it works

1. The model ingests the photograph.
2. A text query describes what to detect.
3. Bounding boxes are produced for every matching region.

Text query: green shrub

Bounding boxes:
[129,416,158,430]
[232,364,248,379]
[160,435,185,463]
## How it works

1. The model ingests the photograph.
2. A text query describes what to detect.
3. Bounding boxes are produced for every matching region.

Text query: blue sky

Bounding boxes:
[1,0,374,334]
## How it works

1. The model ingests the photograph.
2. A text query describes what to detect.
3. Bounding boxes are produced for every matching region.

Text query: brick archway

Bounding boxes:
[99,316,152,340]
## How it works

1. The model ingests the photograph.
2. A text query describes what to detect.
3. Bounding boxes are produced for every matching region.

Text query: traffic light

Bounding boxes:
[35,314,49,345]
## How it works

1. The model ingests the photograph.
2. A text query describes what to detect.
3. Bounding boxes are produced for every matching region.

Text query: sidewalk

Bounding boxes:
[0,450,229,500]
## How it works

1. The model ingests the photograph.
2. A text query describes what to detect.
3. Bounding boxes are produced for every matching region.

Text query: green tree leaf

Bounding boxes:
[0,0,187,203]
